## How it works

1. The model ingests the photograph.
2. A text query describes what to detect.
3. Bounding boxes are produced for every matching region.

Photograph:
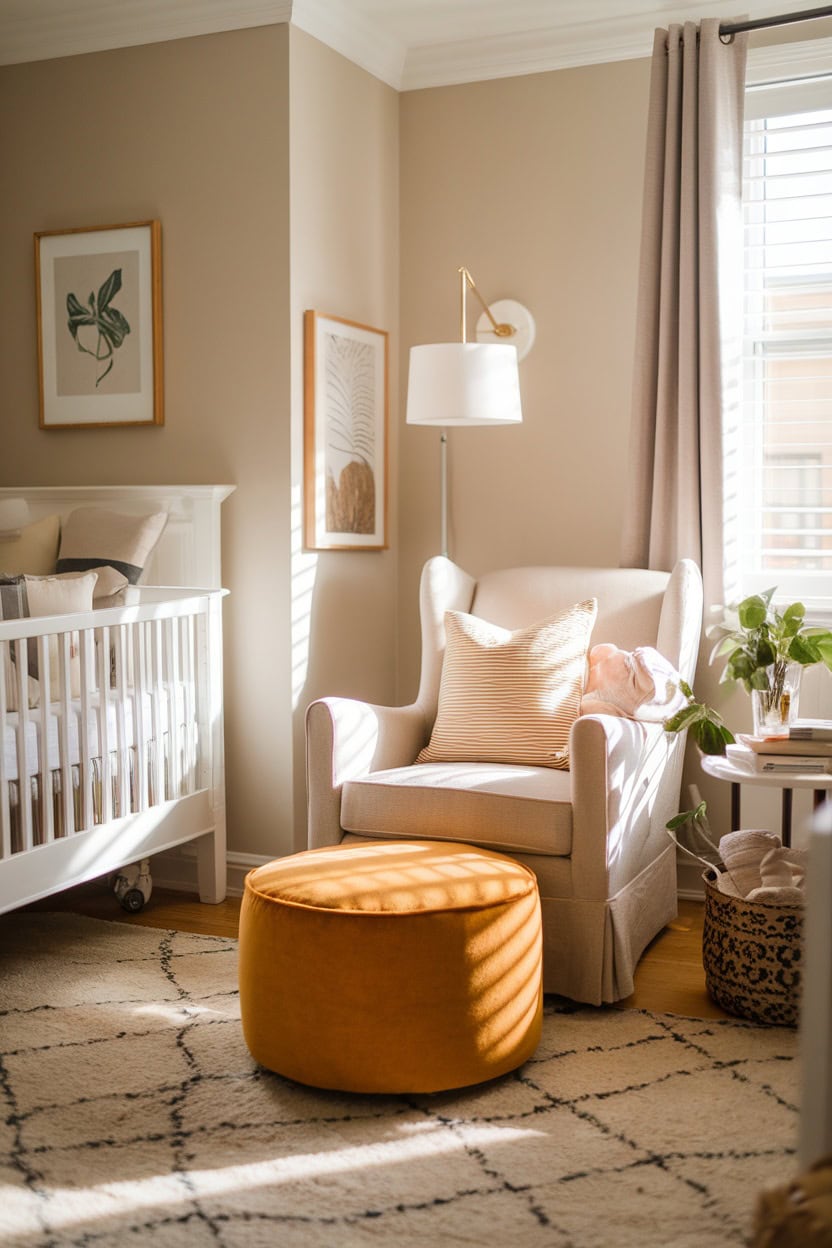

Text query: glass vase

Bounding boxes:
[750,661,802,738]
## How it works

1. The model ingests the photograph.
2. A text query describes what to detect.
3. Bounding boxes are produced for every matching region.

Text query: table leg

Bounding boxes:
[731,782,741,832]
[781,788,792,848]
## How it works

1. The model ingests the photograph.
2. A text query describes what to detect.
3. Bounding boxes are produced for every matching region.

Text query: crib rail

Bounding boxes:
[0,588,224,870]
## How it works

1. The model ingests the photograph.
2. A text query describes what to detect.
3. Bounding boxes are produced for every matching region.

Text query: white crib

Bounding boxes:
[0,485,232,914]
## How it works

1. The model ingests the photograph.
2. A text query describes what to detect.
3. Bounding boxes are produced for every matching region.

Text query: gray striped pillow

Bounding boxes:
[418,600,597,770]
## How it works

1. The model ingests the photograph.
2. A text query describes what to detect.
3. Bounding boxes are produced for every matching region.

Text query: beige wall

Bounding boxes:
[288,28,400,851]
[0,22,401,866]
[0,27,296,860]
[398,59,652,701]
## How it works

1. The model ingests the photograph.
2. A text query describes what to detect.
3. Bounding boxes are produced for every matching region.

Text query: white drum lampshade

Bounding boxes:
[406,342,522,428]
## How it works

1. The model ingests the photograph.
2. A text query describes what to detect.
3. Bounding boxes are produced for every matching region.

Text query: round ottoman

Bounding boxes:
[238,840,543,1094]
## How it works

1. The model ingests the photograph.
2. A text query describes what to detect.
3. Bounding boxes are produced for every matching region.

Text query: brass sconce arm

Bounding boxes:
[458,266,515,343]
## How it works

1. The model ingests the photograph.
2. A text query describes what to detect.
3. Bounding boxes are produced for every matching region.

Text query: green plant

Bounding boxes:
[66,268,131,387]
[666,800,708,836]
[663,679,735,755]
[709,588,832,721]
[666,800,721,867]
[665,587,832,753]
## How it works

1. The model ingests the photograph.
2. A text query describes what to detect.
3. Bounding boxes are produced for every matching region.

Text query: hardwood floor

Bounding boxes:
[26,882,730,1019]
[618,899,730,1019]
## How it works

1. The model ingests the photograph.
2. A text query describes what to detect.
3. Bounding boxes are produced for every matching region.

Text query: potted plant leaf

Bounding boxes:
[708,589,832,737]
[664,587,832,754]
[663,681,736,755]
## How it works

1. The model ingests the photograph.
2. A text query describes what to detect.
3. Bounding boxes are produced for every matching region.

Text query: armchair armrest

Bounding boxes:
[570,714,682,898]
[306,697,428,850]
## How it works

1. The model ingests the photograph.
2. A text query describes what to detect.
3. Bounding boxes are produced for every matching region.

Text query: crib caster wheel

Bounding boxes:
[113,858,153,913]
[120,888,146,913]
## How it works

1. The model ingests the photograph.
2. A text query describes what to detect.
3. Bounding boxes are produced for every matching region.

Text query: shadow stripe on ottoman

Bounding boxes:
[239,840,543,1094]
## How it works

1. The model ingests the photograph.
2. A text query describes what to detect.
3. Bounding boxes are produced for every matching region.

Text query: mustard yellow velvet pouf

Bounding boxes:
[239,840,543,1094]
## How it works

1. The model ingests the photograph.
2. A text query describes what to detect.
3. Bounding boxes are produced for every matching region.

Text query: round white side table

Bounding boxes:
[700,754,832,848]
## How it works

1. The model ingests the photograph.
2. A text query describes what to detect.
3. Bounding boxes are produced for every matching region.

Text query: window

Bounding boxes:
[731,67,832,609]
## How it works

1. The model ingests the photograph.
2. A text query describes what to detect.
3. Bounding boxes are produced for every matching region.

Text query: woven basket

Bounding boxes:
[702,868,804,1027]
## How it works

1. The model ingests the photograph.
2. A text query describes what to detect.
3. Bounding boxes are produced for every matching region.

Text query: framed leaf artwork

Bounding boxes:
[303,311,389,551]
[34,221,163,429]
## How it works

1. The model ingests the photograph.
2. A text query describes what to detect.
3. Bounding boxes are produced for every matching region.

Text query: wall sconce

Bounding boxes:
[406,266,534,559]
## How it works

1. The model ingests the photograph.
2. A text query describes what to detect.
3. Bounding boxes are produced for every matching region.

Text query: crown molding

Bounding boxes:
[400,21,653,91]
[0,0,292,67]
[1,0,830,90]
[398,1,827,91]
[291,0,406,88]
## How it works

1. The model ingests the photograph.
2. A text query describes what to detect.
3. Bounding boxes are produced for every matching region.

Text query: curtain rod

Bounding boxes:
[720,4,832,39]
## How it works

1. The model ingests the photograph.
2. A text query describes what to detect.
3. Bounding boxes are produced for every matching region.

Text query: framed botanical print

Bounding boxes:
[303,310,389,551]
[34,221,163,429]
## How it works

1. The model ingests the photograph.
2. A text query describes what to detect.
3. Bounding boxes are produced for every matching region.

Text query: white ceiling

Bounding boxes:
[0,0,824,89]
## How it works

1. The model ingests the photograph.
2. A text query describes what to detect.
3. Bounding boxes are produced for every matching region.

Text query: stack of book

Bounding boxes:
[728,719,832,775]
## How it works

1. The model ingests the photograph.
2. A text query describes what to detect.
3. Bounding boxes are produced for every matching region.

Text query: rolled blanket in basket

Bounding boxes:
[719,829,782,898]
[746,846,808,905]
[719,831,807,902]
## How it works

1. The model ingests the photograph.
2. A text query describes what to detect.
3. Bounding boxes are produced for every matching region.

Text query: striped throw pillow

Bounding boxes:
[417,600,597,770]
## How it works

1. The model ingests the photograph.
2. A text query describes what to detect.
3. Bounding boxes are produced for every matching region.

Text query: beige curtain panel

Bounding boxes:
[621,19,747,609]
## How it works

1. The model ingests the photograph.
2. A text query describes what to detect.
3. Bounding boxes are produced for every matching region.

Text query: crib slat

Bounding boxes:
[167,617,182,799]
[96,626,112,825]
[188,614,199,789]
[78,630,94,830]
[56,631,74,837]
[14,639,33,853]
[36,635,54,845]
[113,624,130,817]
[181,615,196,793]
[0,639,11,860]
[133,622,148,812]
[151,619,164,802]
[195,611,209,791]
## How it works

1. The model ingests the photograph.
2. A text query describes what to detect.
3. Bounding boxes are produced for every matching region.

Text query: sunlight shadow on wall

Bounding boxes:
[291,483,318,709]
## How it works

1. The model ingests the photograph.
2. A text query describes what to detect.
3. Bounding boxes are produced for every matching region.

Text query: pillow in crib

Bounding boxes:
[0,571,98,706]
[0,514,61,575]
[2,663,40,712]
[57,507,168,598]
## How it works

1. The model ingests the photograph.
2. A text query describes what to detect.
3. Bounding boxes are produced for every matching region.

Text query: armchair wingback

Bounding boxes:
[306,557,703,1004]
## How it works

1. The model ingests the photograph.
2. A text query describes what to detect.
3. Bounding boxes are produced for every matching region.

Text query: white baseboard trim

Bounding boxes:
[677,857,705,901]
[149,846,272,898]
[148,846,710,903]
[224,853,272,896]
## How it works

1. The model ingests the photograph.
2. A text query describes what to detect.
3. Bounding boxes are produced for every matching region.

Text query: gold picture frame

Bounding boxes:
[303,310,389,551]
[34,220,163,429]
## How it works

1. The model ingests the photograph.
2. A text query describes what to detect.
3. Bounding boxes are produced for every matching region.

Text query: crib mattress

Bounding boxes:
[3,687,190,781]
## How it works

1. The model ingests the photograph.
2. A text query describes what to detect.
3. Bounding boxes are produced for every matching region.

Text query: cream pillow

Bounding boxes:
[418,599,598,771]
[57,507,168,597]
[1,572,98,707]
[25,571,99,619]
[0,514,61,576]
[3,666,40,713]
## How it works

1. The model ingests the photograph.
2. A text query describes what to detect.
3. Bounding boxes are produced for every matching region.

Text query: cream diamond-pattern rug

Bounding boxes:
[0,912,798,1247]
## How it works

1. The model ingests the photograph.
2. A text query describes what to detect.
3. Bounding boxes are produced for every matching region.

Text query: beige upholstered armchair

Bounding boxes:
[306,557,703,1005]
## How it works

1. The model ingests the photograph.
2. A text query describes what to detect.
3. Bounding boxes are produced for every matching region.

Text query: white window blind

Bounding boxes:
[736,89,832,609]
